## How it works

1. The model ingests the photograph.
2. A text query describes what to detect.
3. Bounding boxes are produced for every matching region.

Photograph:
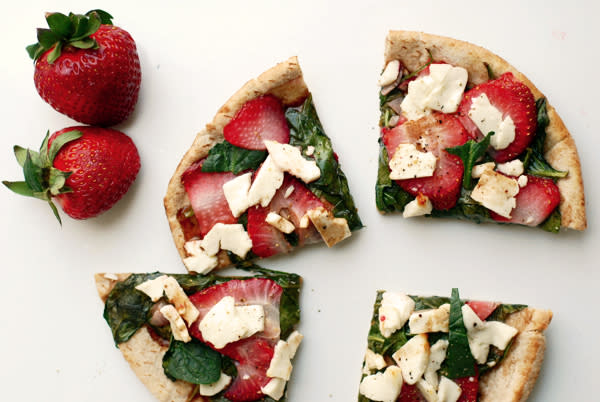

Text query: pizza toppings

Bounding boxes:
[223,95,290,150]
[135,275,200,325]
[262,330,304,399]
[400,63,468,121]
[200,223,253,258]
[199,372,233,396]
[402,194,433,218]
[264,140,321,183]
[466,93,516,150]
[265,212,295,234]
[379,60,402,87]
[470,170,520,218]
[160,304,191,342]
[389,143,437,180]
[306,206,352,247]
[183,239,219,274]
[408,304,450,334]
[359,366,404,402]
[379,292,416,338]
[496,159,524,177]
[360,289,525,402]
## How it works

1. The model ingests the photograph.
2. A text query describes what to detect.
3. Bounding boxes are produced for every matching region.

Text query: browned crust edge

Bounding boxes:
[163,56,310,269]
[384,30,586,230]
[479,307,553,402]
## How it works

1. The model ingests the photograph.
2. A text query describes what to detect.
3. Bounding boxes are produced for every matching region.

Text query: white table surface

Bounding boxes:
[1,1,598,401]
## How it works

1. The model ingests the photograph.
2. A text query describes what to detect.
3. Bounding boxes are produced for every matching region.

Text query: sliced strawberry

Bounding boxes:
[457,72,537,162]
[223,95,290,150]
[247,174,328,258]
[382,112,469,210]
[455,375,478,402]
[398,383,427,401]
[189,279,283,402]
[466,301,500,321]
[223,338,275,402]
[491,175,560,226]
[181,160,237,237]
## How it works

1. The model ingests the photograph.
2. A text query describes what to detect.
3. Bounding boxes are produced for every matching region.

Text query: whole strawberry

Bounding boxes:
[3,126,140,222]
[27,10,141,126]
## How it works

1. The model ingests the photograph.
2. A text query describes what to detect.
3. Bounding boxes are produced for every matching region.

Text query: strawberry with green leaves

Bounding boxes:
[3,126,140,223]
[27,10,141,126]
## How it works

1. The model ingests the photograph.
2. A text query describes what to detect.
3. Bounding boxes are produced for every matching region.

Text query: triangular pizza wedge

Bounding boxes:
[95,264,303,402]
[358,288,552,402]
[376,31,586,231]
[165,57,362,273]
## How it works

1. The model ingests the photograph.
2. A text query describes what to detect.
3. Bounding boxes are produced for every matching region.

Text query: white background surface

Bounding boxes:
[1,1,598,401]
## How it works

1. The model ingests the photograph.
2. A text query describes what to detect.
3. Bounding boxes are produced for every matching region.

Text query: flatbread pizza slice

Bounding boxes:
[358,288,552,402]
[376,31,586,231]
[95,264,303,402]
[165,57,362,274]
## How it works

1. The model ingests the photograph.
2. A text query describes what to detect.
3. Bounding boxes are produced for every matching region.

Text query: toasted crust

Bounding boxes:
[384,31,586,230]
[163,56,310,269]
[95,275,208,402]
[479,308,553,402]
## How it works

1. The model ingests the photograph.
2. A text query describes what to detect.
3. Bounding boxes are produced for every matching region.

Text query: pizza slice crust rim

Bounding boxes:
[383,30,586,231]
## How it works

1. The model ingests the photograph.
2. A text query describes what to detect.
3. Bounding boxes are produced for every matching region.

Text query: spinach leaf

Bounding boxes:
[201,140,267,174]
[162,339,222,384]
[487,303,527,323]
[410,295,451,310]
[522,98,568,179]
[286,96,363,231]
[103,272,162,345]
[375,139,413,213]
[430,188,495,224]
[540,209,562,233]
[446,288,476,379]
[446,132,493,190]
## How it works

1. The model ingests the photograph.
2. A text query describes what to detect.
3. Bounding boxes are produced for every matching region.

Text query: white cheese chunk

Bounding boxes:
[299,214,310,228]
[223,173,253,217]
[284,185,295,198]
[392,334,430,385]
[416,378,438,402]
[162,276,200,325]
[305,146,315,156]
[461,304,518,364]
[389,143,437,180]
[135,275,169,302]
[306,207,351,247]
[378,292,416,338]
[403,195,433,218]
[437,376,462,402]
[265,212,295,234]
[160,305,191,343]
[471,162,495,179]
[261,377,286,400]
[364,349,387,374]
[424,339,449,390]
[517,175,528,188]
[470,170,519,218]
[183,240,219,274]
[359,365,403,402]
[468,93,516,150]
[266,331,303,380]
[401,64,468,120]
[286,330,303,359]
[409,304,450,334]
[496,159,524,177]
[201,223,253,258]
[264,140,321,183]
[378,60,401,87]
[199,296,265,349]
[247,155,284,207]
[199,372,232,396]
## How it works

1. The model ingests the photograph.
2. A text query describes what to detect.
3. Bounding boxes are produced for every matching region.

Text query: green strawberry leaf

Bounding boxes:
[47,42,63,64]
[47,130,82,162]
[2,181,34,197]
[14,146,28,167]
[48,200,63,225]
[446,132,493,190]
[86,9,114,25]
[48,168,70,195]
[37,28,59,49]
[46,12,74,38]
[70,38,97,50]
[23,151,44,193]
[26,43,44,60]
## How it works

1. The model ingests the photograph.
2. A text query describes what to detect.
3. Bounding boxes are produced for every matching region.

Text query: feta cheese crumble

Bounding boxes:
[392,334,430,385]
[378,60,401,87]
[379,291,416,338]
[306,207,351,247]
[359,365,403,402]
[265,212,295,234]
[389,143,437,180]
[264,140,320,183]
[199,372,232,396]
[200,223,253,258]
[468,93,516,150]
[470,170,519,218]
[403,195,433,218]
[496,159,524,177]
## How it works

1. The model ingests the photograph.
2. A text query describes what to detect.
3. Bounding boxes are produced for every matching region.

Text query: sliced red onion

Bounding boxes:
[387,96,405,115]
[149,300,170,327]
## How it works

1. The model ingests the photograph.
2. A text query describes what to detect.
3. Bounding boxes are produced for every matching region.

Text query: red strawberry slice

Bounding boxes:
[181,160,238,237]
[189,279,283,402]
[491,175,560,226]
[398,383,427,401]
[223,95,290,150]
[466,301,500,321]
[247,174,328,258]
[382,112,469,210]
[455,375,478,402]
[457,72,537,163]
